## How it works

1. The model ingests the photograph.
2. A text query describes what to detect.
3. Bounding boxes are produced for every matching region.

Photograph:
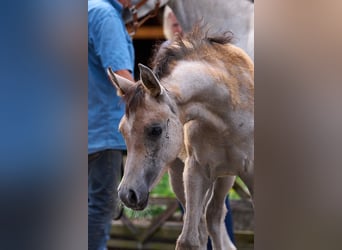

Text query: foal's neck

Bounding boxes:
[164,60,230,125]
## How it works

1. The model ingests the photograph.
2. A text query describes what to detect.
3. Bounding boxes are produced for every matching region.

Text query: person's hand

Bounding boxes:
[115,69,134,82]
[118,0,131,9]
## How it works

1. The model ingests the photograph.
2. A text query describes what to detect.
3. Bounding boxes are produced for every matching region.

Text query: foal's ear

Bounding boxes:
[107,67,133,96]
[139,63,162,97]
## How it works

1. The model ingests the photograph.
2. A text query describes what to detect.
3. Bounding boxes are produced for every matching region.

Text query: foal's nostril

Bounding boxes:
[119,187,148,210]
[128,189,138,205]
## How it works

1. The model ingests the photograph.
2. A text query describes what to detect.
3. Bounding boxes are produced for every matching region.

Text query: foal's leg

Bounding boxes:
[168,158,186,208]
[176,156,210,250]
[198,185,214,247]
[206,176,236,250]
[239,159,254,198]
[169,158,209,248]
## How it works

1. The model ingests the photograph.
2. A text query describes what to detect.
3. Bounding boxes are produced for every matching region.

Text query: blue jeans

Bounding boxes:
[88,149,123,250]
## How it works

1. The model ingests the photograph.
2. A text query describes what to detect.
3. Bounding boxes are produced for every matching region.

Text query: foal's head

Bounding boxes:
[107,65,183,210]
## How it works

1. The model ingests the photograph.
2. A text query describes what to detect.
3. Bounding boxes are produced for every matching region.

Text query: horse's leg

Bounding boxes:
[168,157,186,208]
[206,176,236,250]
[176,156,210,250]
[198,185,214,248]
[169,158,209,249]
[198,214,208,248]
[239,159,254,198]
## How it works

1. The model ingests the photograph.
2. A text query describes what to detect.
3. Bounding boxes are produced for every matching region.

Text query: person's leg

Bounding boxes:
[207,195,235,249]
[88,150,123,250]
[225,195,235,244]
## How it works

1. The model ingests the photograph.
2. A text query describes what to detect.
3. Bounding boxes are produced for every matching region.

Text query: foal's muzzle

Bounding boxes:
[118,187,149,210]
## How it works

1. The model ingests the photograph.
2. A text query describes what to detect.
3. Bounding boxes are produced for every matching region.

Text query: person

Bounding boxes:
[88,0,134,249]
[162,6,236,248]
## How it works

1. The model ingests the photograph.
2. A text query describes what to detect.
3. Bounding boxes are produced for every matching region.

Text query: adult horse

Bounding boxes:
[107,27,254,250]
[123,0,254,60]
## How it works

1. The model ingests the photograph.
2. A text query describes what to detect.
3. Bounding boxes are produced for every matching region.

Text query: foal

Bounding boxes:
[108,28,254,250]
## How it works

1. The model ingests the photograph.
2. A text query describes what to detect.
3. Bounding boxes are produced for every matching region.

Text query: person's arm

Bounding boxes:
[90,10,134,79]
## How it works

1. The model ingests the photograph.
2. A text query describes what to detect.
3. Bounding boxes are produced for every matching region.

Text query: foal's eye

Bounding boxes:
[147,126,163,138]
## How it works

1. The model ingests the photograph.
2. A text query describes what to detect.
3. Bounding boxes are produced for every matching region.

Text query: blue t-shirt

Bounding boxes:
[88,0,134,154]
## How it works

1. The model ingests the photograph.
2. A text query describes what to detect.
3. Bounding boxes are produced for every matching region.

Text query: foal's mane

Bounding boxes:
[152,26,234,79]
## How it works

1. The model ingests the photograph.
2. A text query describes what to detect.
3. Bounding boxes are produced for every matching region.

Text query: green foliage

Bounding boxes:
[124,204,168,219]
[229,188,240,200]
[124,173,248,218]
[150,173,175,198]
[149,173,247,200]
